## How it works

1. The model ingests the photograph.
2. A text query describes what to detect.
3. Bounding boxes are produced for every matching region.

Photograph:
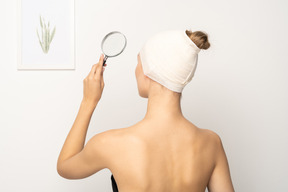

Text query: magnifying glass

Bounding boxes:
[101,31,127,66]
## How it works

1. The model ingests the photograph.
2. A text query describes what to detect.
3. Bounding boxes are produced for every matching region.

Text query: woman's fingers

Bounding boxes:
[99,54,104,62]
[88,55,106,79]
[82,54,106,105]
[95,63,104,81]
[88,64,97,78]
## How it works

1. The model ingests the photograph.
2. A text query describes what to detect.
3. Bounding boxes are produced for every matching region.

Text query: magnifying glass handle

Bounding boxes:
[103,55,108,66]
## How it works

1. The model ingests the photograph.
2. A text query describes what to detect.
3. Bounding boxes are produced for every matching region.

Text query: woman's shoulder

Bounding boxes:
[86,127,134,159]
[91,127,129,143]
[198,128,221,140]
[89,125,140,147]
[178,118,222,143]
[196,128,224,151]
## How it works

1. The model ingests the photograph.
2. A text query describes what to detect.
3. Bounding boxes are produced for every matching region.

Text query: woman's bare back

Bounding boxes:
[105,117,224,192]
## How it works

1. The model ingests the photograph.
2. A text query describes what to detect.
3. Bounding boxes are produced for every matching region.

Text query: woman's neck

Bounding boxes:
[144,86,183,122]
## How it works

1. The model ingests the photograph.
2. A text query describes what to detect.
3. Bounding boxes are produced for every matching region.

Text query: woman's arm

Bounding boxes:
[208,135,234,192]
[57,55,107,179]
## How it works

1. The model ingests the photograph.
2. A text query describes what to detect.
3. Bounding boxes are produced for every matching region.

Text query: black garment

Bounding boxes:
[111,175,118,192]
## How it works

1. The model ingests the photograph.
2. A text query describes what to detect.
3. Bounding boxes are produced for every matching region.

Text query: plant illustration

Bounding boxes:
[36,16,56,54]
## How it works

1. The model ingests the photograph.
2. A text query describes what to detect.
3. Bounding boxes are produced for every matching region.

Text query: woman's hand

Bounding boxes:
[82,54,106,108]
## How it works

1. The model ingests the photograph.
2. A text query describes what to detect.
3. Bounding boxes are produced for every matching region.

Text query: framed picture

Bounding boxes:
[17,0,75,70]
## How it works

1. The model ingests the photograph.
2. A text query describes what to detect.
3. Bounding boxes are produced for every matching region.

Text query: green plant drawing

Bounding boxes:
[36,16,56,54]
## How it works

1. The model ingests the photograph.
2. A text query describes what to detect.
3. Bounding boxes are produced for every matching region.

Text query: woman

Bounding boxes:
[57,30,234,192]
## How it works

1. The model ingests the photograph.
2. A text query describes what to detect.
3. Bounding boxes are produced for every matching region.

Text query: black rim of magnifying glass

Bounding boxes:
[101,31,127,66]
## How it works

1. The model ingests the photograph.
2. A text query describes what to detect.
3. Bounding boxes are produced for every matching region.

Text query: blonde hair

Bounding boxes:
[186,30,210,50]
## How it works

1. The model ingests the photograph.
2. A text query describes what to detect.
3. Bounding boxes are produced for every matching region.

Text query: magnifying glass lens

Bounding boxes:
[101,31,127,65]
[102,33,126,56]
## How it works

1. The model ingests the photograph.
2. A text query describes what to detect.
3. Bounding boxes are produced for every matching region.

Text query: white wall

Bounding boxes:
[1,0,287,191]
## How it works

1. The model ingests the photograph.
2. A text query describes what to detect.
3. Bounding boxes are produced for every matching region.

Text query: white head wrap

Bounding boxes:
[140,30,200,93]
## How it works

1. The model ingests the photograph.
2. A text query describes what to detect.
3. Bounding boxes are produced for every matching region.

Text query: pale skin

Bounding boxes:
[57,54,235,192]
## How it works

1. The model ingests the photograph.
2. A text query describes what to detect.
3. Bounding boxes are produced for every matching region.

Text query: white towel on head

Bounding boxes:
[140,30,200,93]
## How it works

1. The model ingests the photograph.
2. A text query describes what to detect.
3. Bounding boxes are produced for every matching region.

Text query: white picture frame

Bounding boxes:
[17,0,75,70]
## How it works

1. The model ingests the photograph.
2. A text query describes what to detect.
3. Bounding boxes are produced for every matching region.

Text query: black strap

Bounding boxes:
[111,175,119,192]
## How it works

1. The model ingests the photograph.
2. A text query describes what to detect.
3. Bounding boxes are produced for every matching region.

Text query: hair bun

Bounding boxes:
[185,30,210,50]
